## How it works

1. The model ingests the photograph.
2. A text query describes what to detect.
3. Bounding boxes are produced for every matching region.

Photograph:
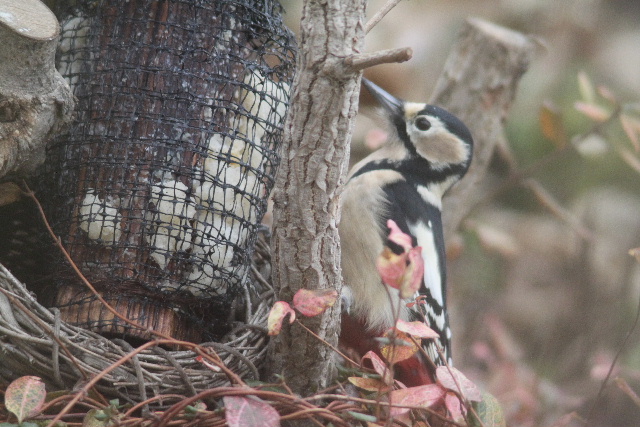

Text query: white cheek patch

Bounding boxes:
[409,116,470,166]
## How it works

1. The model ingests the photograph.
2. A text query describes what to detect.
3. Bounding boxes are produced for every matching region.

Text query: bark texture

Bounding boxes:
[268,0,366,394]
[0,0,74,179]
[432,18,538,238]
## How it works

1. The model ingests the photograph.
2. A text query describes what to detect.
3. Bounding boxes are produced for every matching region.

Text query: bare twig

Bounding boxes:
[345,47,412,71]
[586,282,640,422]
[524,179,593,240]
[0,283,90,380]
[365,0,404,33]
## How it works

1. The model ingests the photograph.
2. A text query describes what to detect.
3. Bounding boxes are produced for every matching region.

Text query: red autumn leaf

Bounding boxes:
[388,384,446,416]
[5,376,46,424]
[381,331,419,364]
[574,101,610,122]
[436,366,482,402]
[348,377,390,392]
[267,301,295,335]
[224,396,279,427]
[377,247,407,290]
[395,319,439,339]
[400,246,423,298]
[292,288,338,317]
[387,219,413,251]
[445,392,465,423]
[362,351,393,385]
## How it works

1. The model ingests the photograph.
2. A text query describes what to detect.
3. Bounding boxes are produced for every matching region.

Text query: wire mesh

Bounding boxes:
[35,0,296,340]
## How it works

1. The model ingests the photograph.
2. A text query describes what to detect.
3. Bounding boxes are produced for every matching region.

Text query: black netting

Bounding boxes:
[35,0,296,340]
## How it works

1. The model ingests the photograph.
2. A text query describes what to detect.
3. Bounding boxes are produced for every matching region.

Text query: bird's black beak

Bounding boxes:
[362,78,404,119]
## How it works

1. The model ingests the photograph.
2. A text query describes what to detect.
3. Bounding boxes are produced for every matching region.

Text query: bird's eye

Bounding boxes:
[414,116,431,131]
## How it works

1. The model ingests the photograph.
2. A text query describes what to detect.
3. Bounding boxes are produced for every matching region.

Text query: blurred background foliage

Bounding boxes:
[278,1,640,426]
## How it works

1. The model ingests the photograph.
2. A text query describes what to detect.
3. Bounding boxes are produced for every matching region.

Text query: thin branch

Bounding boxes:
[586,278,640,423]
[524,179,593,240]
[365,0,404,34]
[344,47,412,72]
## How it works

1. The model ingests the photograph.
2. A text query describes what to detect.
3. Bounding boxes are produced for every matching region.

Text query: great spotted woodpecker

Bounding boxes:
[339,79,473,386]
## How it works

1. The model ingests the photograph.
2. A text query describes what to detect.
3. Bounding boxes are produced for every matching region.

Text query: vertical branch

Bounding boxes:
[267,0,366,393]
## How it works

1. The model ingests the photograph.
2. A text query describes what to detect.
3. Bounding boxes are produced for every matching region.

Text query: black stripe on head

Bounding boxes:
[390,109,418,157]
[420,105,474,149]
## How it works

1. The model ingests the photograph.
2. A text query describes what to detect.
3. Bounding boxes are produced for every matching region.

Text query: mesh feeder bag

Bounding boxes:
[38,0,296,342]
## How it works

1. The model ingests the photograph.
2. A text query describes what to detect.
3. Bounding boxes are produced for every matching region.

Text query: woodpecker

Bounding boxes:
[338,79,473,386]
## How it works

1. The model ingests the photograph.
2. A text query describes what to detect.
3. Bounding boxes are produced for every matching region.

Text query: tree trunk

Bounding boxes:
[0,0,74,179]
[435,18,539,238]
[267,0,366,394]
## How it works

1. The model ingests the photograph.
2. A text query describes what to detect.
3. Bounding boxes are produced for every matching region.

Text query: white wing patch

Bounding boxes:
[408,220,443,309]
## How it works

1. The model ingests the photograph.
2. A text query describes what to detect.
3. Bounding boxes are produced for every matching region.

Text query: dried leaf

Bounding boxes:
[381,331,418,364]
[395,319,439,339]
[292,288,338,317]
[539,102,566,148]
[347,377,390,392]
[388,384,446,416]
[386,219,413,251]
[577,71,596,104]
[620,114,640,151]
[0,182,22,207]
[400,246,423,298]
[267,301,295,336]
[629,248,640,263]
[470,392,506,427]
[362,351,393,385]
[445,392,465,423]
[574,101,610,122]
[224,396,280,427]
[5,376,46,424]
[436,366,482,402]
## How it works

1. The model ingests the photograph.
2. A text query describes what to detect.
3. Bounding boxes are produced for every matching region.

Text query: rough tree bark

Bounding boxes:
[0,0,74,179]
[267,0,367,394]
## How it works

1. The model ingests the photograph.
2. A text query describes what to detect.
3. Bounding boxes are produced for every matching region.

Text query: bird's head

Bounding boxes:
[362,78,473,182]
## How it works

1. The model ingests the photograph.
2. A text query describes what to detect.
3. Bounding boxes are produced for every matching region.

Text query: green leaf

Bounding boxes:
[346,411,377,422]
[470,392,506,427]
[83,409,117,427]
[4,376,46,424]
[577,71,596,104]
[0,422,20,427]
